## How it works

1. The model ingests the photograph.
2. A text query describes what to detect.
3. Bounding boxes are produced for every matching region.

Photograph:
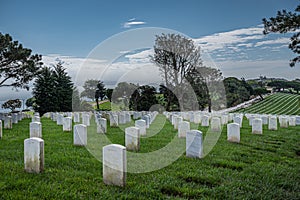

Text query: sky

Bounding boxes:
[0,0,299,102]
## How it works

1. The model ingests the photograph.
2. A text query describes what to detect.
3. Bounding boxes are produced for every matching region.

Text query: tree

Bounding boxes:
[112,82,137,110]
[263,4,300,67]
[224,77,252,107]
[159,84,179,111]
[106,88,113,102]
[2,99,21,112]
[33,62,73,116]
[151,33,202,111]
[129,85,158,111]
[25,97,35,108]
[81,79,99,100]
[72,87,81,111]
[95,81,106,110]
[0,33,43,89]
[253,87,269,100]
[52,62,73,112]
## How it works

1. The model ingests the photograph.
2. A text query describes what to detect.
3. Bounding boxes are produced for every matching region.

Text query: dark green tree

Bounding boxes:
[2,99,22,112]
[0,33,43,89]
[52,62,73,112]
[159,84,179,111]
[129,85,158,111]
[106,88,113,102]
[25,97,35,108]
[33,63,73,116]
[72,87,81,111]
[95,81,106,110]
[253,87,269,100]
[263,4,300,66]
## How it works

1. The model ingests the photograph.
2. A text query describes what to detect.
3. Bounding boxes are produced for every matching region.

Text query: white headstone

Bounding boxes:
[63,117,72,131]
[119,113,126,124]
[227,123,240,143]
[178,121,190,138]
[74,112,80,123]
[82,113,90,126]
[280,117,288,128]
[233,116,242,127]
[174,116,183,130]
[125,127,140,151]
[142,115,150,128]
[4,116,12,129]
[296,116,300,125]
[73,124,87,146]
[289,117,296,126]
[97,118,107,134]
[252,118,262,134]
[261,116,268,125]
[12,113,18,124]
[211,117,221,132]
[56,114,64,125]
[186,130,203,158]
[110,114,119,127]
[30,122,42,138]
[193,114,201,124]
[0,120,2,139]
[135,119,146,136]
[32,116,40,123]
[24,137,44,173]
[201,115,209,127]
[268,116,277,130]
[103,144,126,187]
[125,113,131,123]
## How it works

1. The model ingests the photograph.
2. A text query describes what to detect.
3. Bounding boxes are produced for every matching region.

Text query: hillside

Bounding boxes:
[235,93,300,115]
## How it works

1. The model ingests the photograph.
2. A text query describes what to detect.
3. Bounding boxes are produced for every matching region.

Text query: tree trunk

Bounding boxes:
[96,98,100,110]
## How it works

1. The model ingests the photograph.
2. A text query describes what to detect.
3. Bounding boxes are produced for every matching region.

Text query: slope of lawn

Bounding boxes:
[0,115,299,199]
[235,92,300,115]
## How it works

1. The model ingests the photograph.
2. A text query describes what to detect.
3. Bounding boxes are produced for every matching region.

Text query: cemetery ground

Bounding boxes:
[0,114,299,199]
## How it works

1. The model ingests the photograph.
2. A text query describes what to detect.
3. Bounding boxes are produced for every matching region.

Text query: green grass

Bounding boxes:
[0,115,300,199]
[235,92,300,115]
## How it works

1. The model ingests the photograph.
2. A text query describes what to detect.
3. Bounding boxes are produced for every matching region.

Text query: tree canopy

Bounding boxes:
[81,79,99,100]
[0,33,43,90]
[263,4,300,67]
[2,99,22,112]
[32,62,73,116]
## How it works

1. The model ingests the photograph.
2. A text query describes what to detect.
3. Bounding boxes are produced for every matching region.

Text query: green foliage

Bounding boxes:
[129,85,158,111]
[105,89,113,102]
[1,99,21,111]
[33,62,73,116]
[95,81,106,109]
[81,79,99,100]
[0,33,43,90]
[263,4,300,67]
[224,77,252,107]
[0,115,299,199]
[25,97,35,108]
[72,87,81,111]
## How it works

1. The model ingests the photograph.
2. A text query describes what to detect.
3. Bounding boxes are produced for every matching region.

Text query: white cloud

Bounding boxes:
[254,37,290,47]
[123,19,146,28]
[194,27,264,51]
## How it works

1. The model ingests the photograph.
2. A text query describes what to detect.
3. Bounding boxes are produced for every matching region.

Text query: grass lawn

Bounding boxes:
[0,115,299,199]
[235,93,300,115]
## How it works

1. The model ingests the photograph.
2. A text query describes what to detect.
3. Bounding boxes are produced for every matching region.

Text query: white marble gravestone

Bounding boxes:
[0,120,2,139]
[201,115,209,127]
[119,113,126,125]
[178,121,190,138]
[280,117,288,128]
[30,122,42,138]
[4,116,12,129]
[82,113,90,126]
[97,118,107,134]
[227,123,240,143]
[135,119,146,136]
[12,113,18,124]
[56,114,64,125]
[63,117,72,131]
[110,114,119,127]
[73,124,87,146]
[289,117,296,126]
[193,114,201,124]
[24,137,44,173]
[125,127,140,151]
[233,116,242,127]
[252,118,262,134]
[186,130,203,158]
[73,112,80,123]
[103,144,126,187]
[296,116,300,125]
[268,116,277,130]
[174,116,183,130]
[211,117,221,132]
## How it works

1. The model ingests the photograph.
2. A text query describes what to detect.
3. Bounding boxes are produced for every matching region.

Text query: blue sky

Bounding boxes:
[0,0,299,101]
